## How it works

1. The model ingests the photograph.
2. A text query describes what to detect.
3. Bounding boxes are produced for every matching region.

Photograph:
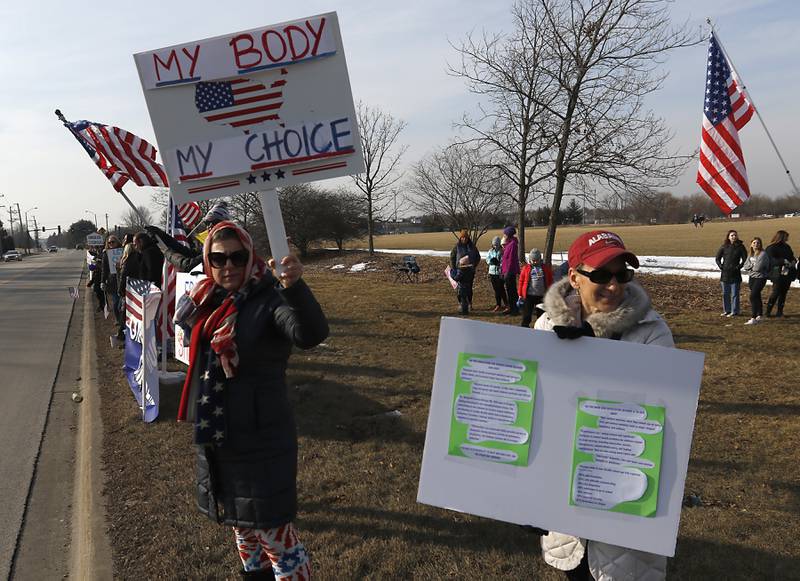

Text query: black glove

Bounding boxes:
[519,525,550,536]
[144,225,183,252]
[553,321,595,340]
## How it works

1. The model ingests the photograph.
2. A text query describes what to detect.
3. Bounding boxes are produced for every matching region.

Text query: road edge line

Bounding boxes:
[70,282,113,579]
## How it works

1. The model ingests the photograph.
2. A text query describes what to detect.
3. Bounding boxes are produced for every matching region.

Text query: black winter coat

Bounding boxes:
[715,241,747,283]
[195,274,328,529]
[138,239,164,287]
[766,241,797,281]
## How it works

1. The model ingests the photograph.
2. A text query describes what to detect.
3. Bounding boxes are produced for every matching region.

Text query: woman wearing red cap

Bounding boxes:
[175,221,328,579]
[534,230,673,580]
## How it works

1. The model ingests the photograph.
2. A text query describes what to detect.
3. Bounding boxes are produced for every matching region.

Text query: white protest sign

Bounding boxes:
[174,271,206,365]
[134,12,364,204]
[417,317,704,557]
[106,247,124,275]
[86,233,104,246]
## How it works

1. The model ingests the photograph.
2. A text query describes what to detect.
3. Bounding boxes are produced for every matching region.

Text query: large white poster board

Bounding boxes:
[417,317,704,557]
[134,12,364,204]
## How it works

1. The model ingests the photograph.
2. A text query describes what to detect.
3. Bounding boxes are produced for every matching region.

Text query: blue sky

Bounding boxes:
[0,0,797,231]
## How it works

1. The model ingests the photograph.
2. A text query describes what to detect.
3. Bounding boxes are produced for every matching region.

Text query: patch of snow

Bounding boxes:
[330,264,346,270]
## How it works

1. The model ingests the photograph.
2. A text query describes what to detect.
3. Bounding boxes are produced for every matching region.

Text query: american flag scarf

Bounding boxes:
[175,222,268,443]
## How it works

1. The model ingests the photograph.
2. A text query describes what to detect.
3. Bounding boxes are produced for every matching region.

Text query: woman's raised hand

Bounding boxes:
[268,254,304,288]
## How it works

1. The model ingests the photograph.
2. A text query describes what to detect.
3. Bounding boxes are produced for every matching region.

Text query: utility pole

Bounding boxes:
[32,216,40,251]
[105,213,109,232]
[8,208,15,248]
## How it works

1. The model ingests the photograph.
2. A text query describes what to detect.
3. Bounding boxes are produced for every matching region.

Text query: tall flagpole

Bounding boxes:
[707,20,800,196]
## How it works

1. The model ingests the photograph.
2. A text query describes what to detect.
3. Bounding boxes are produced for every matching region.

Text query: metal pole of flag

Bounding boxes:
[707,20,800,196]
[160,202,171,373]
[141,287,148,421]
[54,109,152,220]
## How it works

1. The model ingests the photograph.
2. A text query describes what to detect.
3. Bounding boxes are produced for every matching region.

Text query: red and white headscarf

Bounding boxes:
[177,221,267,421]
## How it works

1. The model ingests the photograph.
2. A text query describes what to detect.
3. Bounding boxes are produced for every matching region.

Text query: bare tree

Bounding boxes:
[451,4,558,259]
[530,0,700,262]
[412,143,512,243]
[352,101,408,255]
[121,205,154,232]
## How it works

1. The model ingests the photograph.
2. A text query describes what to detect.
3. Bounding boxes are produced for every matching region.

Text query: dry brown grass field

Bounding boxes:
[359,217,800,257]
[94,250,800,580]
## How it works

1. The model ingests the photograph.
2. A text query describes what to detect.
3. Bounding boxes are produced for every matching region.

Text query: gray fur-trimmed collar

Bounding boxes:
[542,277,653,338]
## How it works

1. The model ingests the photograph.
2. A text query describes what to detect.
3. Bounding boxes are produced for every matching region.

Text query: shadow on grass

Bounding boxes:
[296,361,404,379]
[384,308,450,320]
[672,537,800,579]
[290,374,415,444]
[301,502,536,554]
[699,401,800,416]
[674,333,723,343]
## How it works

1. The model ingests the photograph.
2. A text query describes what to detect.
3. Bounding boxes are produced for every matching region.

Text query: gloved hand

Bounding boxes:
[552,321,595,339]
[100,283,106,292]
[145,225,176,253]
[516,297,525,309]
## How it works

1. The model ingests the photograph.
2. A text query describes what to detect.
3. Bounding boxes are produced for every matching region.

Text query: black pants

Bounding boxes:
[92,279,105,309]
[748,278,766,318]
[489,274,507,307]
[521,295,543,327]
[504,273,519,313]
[766,276,792,315]
[457,270,475,314]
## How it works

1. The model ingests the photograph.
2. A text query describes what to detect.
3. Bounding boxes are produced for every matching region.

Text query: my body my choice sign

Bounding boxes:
[134,12,364,204]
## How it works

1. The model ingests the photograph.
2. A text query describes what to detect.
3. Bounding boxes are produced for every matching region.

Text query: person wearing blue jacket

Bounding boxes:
[486,236,506,312]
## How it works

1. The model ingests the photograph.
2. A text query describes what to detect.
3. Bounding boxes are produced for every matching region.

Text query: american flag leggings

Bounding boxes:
[233,522,311,579]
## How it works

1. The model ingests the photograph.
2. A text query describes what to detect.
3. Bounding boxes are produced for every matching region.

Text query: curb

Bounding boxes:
[70,285,113,579]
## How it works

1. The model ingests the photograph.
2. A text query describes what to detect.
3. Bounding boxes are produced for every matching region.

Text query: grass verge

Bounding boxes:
[94,252,800,579]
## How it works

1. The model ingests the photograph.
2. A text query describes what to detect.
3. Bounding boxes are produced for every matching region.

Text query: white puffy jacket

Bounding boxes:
[534,278,673,580]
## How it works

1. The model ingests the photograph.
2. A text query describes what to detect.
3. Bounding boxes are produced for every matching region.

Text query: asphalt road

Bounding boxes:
[0,250,84,579]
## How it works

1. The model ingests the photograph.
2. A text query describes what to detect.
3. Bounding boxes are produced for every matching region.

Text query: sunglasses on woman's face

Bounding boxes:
[576,267,635,284]
[208,250,249,269]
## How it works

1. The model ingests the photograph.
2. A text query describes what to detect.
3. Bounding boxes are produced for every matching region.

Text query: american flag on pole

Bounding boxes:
[66,120,169,191]
[157,198,191,341]
[177,201,202,231]
[194,70,287,130]
[696,32,755,214]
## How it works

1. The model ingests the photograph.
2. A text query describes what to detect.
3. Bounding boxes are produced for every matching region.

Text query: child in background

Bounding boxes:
[518,249,552,328]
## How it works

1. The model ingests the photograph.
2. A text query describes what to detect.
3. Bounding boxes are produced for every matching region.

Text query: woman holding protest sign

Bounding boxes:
[533,230,673,580]
[175,221,328,580]
[449,229,481,315]
[100,235,124,328]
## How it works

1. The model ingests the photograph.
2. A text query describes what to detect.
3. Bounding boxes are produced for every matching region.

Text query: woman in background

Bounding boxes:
[765,230,796,317]
[741,237,769,325]
[486,236,506,312]
[715,230,747,317]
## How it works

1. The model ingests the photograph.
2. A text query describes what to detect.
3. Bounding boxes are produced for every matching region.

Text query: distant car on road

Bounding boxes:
[48,246,58,253]
[3,250,22,262]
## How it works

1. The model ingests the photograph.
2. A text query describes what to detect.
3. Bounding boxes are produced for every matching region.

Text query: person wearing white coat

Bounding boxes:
[534,230,674,581]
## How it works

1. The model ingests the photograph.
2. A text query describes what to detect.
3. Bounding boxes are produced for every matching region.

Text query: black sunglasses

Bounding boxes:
[576,267,635,284]
[208,250,249,269]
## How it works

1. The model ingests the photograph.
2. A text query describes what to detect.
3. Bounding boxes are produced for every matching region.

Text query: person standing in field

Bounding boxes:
[517,249,552,328]
[765,229,796,318]
[486,236,507,312]
[741,237,769,325]
[175,221,327,579]
[501,226,520,315]
[534,230,673,580]
[715,229,747,317]
[449,229,481,315]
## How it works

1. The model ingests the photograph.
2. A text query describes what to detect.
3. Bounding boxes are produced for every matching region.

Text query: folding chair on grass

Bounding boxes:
[392,255,420,283]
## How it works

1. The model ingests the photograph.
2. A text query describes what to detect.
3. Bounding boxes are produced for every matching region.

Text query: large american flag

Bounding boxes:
[696,32,755,214]
[194,71,287,130]
[68,120,169,191]
[157,198,191,340]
